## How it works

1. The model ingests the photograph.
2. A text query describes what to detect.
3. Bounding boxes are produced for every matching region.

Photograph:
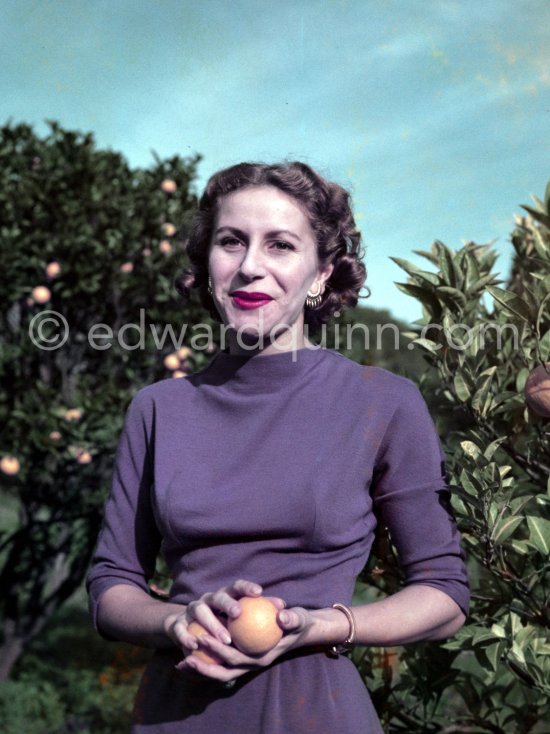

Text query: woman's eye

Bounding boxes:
[220,236,242,248]
[272,240,294,251]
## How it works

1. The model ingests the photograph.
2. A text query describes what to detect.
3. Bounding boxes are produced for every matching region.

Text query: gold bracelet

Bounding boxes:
[329,603,356,656]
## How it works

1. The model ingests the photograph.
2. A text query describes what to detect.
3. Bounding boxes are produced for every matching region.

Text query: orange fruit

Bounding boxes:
[159,240,173,254]
[227,597,283,656]
[162,222,177,237]
[160,179,177,194]
[32,286,51,304]
[120,262,134,273]
[525,363,550,418]
[64,408,82,422]
[163,354,180,371]
[177,346,192,360]
[0,456,20,475]
[46,261,61,278]
[76,449,92,464]
[172,370,187,379]
[187,621,223,665]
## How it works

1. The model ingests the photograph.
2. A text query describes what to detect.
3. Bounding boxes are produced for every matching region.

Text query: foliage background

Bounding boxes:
[0,123,548,732]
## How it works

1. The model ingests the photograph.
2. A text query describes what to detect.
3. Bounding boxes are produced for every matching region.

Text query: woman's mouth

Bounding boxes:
[231,291,273,310]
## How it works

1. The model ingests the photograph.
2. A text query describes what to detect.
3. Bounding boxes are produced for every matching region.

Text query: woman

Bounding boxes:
[87,161,469,733]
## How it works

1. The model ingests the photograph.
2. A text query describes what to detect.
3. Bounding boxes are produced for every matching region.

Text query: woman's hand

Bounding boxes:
[175,604,335,684]
[165,579,286,666]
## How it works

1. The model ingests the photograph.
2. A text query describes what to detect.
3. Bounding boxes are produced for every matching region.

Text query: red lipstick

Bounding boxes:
[231,291,273,310]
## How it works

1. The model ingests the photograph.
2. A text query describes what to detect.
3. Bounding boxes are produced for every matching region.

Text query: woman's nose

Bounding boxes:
[238,243,266,279]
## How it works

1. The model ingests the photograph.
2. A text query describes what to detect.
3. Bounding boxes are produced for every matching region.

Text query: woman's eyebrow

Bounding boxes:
[265,229,303,242]
[214,226,247,237]
[214,226,303,242]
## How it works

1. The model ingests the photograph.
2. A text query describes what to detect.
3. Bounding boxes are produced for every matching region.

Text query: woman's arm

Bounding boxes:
[284,584,465,649]
[95,579,283,652]
[95,584,187,649]
[175,585,465,683]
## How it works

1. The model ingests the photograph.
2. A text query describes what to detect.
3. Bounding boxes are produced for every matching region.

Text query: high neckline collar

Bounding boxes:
[199,345,328,393]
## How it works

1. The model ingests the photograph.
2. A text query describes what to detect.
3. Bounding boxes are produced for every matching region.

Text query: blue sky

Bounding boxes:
[3,0,549,323]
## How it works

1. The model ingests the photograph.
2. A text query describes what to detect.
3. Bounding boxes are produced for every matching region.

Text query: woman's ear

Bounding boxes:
[318,261,334,290]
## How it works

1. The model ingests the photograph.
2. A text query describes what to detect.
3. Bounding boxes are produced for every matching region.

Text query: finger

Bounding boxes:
[186,598,234,642]
[264,596,286,611]
[171,618,200,651]
[190,609,232,645]
[277,607,306,631]
[197,634,257,667]
[193,590,241,620]
[230,579,263,598]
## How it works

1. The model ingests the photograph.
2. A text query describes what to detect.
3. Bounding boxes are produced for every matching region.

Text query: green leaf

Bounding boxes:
[509,495,533,514]
[471,370,496,415]
[510,641,526,665]
[437,286,468,309]
[453,373,471,401]
[469,272,500,295]
[532,226,550,260]
[390,257,440,286]
[536,293,550,335]
[464,249,481,285]
[487,286,533,323]
[458,470,484,494]
[394,282,441,312]
[461,440,482,460]
[483,436,506,460]
[509,539,530,555]
[485,641,503,672]
[538,330,550,361]
[472,628,500,645]
[522,204,550,230]
[412,246,439,266]
[492,515,524,544]
[516,367,530,392]
[436,241,463,289]
[411,337,441,353]
[526,516,550,554]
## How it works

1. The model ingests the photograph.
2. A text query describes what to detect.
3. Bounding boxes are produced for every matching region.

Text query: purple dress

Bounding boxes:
[87,346,469,733]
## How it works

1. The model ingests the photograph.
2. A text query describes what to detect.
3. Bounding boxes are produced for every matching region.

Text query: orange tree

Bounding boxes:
[355,184,550,732]
[0,121,213,680]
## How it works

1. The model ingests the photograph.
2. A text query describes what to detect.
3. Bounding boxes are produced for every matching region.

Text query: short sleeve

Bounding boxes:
[86,390,162,636]
[371,381,470,617]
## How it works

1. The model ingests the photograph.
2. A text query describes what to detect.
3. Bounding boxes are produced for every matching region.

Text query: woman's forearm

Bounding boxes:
[96,584,186,649]
[308,585,466,648]
[97,583,465,655]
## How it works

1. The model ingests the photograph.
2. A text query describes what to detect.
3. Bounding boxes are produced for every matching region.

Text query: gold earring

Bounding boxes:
[305,282,323,309]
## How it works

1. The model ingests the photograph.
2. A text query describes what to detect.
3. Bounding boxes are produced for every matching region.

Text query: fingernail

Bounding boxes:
[279,611,289,625]
[220,630,232,645]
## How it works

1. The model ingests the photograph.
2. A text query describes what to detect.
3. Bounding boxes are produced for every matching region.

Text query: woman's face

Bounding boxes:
[208,185,333,355]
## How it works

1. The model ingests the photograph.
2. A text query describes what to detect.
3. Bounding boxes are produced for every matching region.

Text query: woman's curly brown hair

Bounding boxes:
[175,161,369,333]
